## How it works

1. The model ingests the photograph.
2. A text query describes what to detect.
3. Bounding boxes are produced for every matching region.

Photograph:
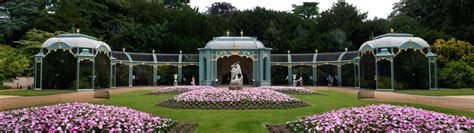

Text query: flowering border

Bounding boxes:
[158,88,309,109]
[257,86,318,95]
[149,86,215,95]
[159,100,309,109]
[285,104,474,132]
[0,103,177,132]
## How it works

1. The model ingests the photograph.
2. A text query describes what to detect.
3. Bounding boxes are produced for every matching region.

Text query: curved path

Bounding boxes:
[309,86,474,112]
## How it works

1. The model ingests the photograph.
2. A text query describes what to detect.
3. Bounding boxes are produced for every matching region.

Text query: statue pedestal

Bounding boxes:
[229,79,243,90]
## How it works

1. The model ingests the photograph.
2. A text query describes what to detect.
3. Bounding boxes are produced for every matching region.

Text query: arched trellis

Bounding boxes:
[35,33,437,91]
[34,34,112,91]
[358,33,438,91]
[271,50,358,87]
[110,50,200,87]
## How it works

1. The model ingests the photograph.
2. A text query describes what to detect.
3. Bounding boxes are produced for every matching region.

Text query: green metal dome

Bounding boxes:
[203,36,266,49]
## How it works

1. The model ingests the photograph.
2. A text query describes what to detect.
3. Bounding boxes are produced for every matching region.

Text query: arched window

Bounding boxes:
[202,57,207,80]
[263,57,268,80]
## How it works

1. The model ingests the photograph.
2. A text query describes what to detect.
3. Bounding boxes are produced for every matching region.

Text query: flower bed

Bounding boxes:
[0,103,176,132]
[149,86,215,95]
[158,88,309,109]
[286,104,474,132]
[257,86,317,95]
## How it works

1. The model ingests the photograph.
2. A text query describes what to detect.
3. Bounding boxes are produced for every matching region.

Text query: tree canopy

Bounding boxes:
[0,0,473,87]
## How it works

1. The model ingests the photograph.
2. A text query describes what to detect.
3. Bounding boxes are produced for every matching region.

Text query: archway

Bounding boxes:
[42,50,76,89]
[293,65,312,86]
[394,49,428,89]
[317,64,337,86]
[217,55,253,85]
[271,65,287,85]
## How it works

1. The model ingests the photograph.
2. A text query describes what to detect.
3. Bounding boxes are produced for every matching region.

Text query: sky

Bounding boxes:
[190,0,399,19]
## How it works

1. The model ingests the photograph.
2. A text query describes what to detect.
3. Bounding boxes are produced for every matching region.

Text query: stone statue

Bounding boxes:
[229,62,243,90]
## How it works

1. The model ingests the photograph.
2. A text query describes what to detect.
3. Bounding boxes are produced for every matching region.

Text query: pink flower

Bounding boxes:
[287,104,474,132]
[0,103,176,132]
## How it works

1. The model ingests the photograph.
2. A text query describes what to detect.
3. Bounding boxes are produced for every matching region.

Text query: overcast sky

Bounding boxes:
[190,0,399,19]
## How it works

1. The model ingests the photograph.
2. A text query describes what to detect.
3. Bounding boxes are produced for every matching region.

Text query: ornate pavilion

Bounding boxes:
[33,33,438,91]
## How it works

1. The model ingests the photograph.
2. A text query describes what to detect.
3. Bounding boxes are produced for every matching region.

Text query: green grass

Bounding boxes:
[92,90,474,133]
[396,88,474,96]
[0,89,74,96]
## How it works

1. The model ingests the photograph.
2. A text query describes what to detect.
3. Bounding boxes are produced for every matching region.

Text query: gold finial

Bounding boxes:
[240,30,244,37]
[345,48,348,52]
[76,28,80,33]
[122,48,125,52]
[226,30,230,37]
[390,28,394,33]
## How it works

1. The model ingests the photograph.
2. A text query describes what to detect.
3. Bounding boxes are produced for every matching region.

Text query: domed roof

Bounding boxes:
[203,36,266,49]
[42,34,111,52]
[359,33,430,52]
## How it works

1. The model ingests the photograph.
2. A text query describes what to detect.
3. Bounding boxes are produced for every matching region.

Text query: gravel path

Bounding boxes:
[0,86,157,111]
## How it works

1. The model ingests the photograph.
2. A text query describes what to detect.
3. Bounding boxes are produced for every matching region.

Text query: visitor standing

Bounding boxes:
[298,75,303,86]
[326,75,333,86]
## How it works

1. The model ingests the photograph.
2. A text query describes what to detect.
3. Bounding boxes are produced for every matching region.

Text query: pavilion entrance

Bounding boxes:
[217,55,253,85]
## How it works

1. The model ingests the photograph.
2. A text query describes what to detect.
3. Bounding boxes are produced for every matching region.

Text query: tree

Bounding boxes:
[0,45,32,81]
[317,2,368,49]
[0,1,45,44]
[391,0,474,43]
[14,29,65,56]
[206,2,236,17]
[109,23,166,52]
[163,0,190,9]
[433,38,474,67]
[439,61,474,88]
[292,2,320,19]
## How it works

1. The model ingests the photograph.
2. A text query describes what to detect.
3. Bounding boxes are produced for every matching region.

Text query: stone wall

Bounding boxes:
[2,77,33,89]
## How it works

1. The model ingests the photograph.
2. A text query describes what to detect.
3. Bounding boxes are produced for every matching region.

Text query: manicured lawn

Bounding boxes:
[0,89,74,96]
[396,88,474,96]
[92,90,474,133]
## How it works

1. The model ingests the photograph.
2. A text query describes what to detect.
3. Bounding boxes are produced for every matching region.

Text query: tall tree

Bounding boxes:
[391,0,474,43]
[0,1,45,45]
[292,2,320,19]
[317,2,368,49]
[163,0,190,9]
[206,2,236,17]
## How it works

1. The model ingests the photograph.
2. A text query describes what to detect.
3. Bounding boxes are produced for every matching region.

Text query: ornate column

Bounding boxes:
[76,49,95,91]
[287,50,293,86]
[426,48,438,90]
[34,50,45,90]
[353,56,360,88]
[128,64,133,87]
[312,49,318,86]
[375,48,395,91]
[337,64,342,86]
[109,57,117,88]
[153,65,158,86]
[178,50,183,85]
[177,65,182,85]
[312,65,317,86]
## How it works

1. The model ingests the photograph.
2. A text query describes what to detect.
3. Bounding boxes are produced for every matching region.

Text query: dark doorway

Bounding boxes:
[217,55,253,85]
